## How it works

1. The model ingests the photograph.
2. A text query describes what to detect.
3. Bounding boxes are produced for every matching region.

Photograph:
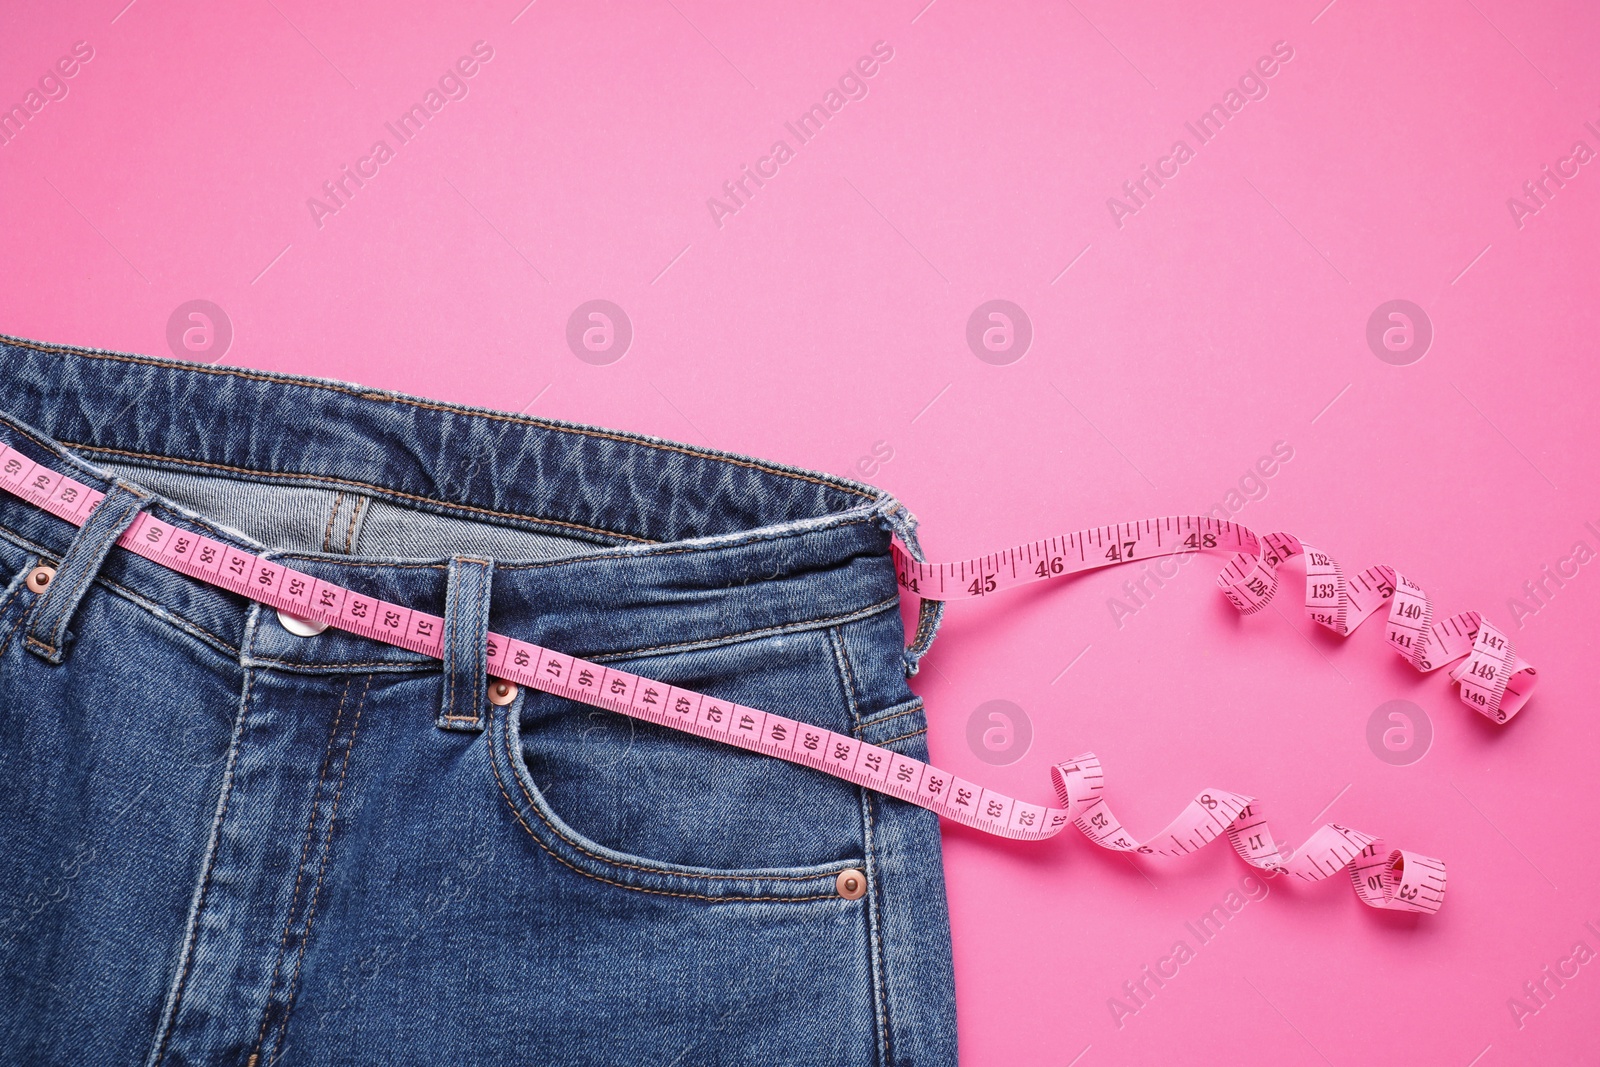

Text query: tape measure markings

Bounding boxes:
[0,441,1485,914]
[892,519,1535,723]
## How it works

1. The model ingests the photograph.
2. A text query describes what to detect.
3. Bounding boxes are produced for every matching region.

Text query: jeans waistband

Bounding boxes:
[0,332,920,671]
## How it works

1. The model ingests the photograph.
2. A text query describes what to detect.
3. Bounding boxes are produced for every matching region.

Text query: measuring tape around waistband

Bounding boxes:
[1,443,1505,915]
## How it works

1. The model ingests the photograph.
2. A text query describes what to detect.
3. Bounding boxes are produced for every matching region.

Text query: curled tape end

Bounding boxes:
[1051,756,1444,915]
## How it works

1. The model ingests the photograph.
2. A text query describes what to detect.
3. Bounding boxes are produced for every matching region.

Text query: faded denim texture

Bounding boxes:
[0,334,957,1066]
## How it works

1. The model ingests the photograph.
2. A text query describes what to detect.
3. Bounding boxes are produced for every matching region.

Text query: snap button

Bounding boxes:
[25,565,56,594]
[836,868,867,900]
[488,680,520,706]
[277,609,330,637]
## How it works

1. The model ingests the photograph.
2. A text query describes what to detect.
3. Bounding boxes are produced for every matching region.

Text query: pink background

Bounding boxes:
[3,1,1598,1062]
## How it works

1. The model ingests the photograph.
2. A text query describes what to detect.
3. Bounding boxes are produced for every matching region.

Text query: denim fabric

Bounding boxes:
[0,333,956,1066]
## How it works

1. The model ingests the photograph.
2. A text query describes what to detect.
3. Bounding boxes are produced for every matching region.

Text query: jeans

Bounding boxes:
[0,333,957,1066]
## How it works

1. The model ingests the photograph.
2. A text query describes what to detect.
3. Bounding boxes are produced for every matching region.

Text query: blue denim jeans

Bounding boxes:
[0,334,957,1066]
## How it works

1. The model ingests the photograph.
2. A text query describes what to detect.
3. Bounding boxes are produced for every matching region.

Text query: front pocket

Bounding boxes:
[486,630,869,901]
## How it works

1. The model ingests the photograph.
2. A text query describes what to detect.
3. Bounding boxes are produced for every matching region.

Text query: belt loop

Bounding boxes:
[438,556,495,731]
[24,481,148,665]
[903,599,946,677]
[872,496,945,677]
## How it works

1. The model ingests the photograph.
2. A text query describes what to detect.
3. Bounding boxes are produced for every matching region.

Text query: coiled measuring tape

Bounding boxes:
[2,444,1531,915]
[891,521,1536,724]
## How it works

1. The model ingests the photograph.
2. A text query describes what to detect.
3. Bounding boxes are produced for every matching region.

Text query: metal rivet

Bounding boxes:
[25,565,56,594]
[488,680,520,706]
[277,609,329,637]
[836,868,867,900]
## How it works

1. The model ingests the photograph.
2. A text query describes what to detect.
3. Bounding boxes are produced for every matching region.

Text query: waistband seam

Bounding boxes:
[0,422,258,550]
[33,434,886,569]
[266,514,884,573]
[62,441,656,545]
[0,511,898,670]
[5,333,881,504]
[585,593,901,663]
[62,443,892,569]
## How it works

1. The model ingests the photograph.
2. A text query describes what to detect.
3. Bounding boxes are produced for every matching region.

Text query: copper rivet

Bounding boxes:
[488,681,520,706]
[25,565,56,594]
[836,868,867,900]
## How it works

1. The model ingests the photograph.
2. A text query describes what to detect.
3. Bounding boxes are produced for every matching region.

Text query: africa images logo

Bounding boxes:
[1105,41,1295,229]
[705,41,895,229]
[0,40,95,149]
[305,41,496,229]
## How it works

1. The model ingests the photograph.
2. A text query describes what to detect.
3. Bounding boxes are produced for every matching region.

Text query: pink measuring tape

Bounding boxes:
[3,444,1534,916]
[892,522,1536,723]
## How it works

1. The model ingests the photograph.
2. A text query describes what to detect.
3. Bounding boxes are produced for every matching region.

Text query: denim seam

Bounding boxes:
[910,597,939,644]
[320,492,344,553]
[468,560,491,725]
[442,558,491,729]
[0,523,239,657]
[498,705,844,884]
[8,336,878,501]
[486,706,842,901]
[592,595,898,664]
[833,625,892,1063]
[0,419,68,464]
[61,442,656,544]
[148,666,254,1067]
[92,579,236,657]
[0,435,247,548]
[0,587,34,659]
[489,513,879,569]
[443,569,458,724]
[857,698,924,730]
[827,626,861,728]
[248,677,353,1064]
[265,674,370,1066]
[343,495,365,554]
[270,513,880,574]
[911,600,938,649]
[862,790,891,1066]
[877,726,928,748]
[0,562,32,628]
